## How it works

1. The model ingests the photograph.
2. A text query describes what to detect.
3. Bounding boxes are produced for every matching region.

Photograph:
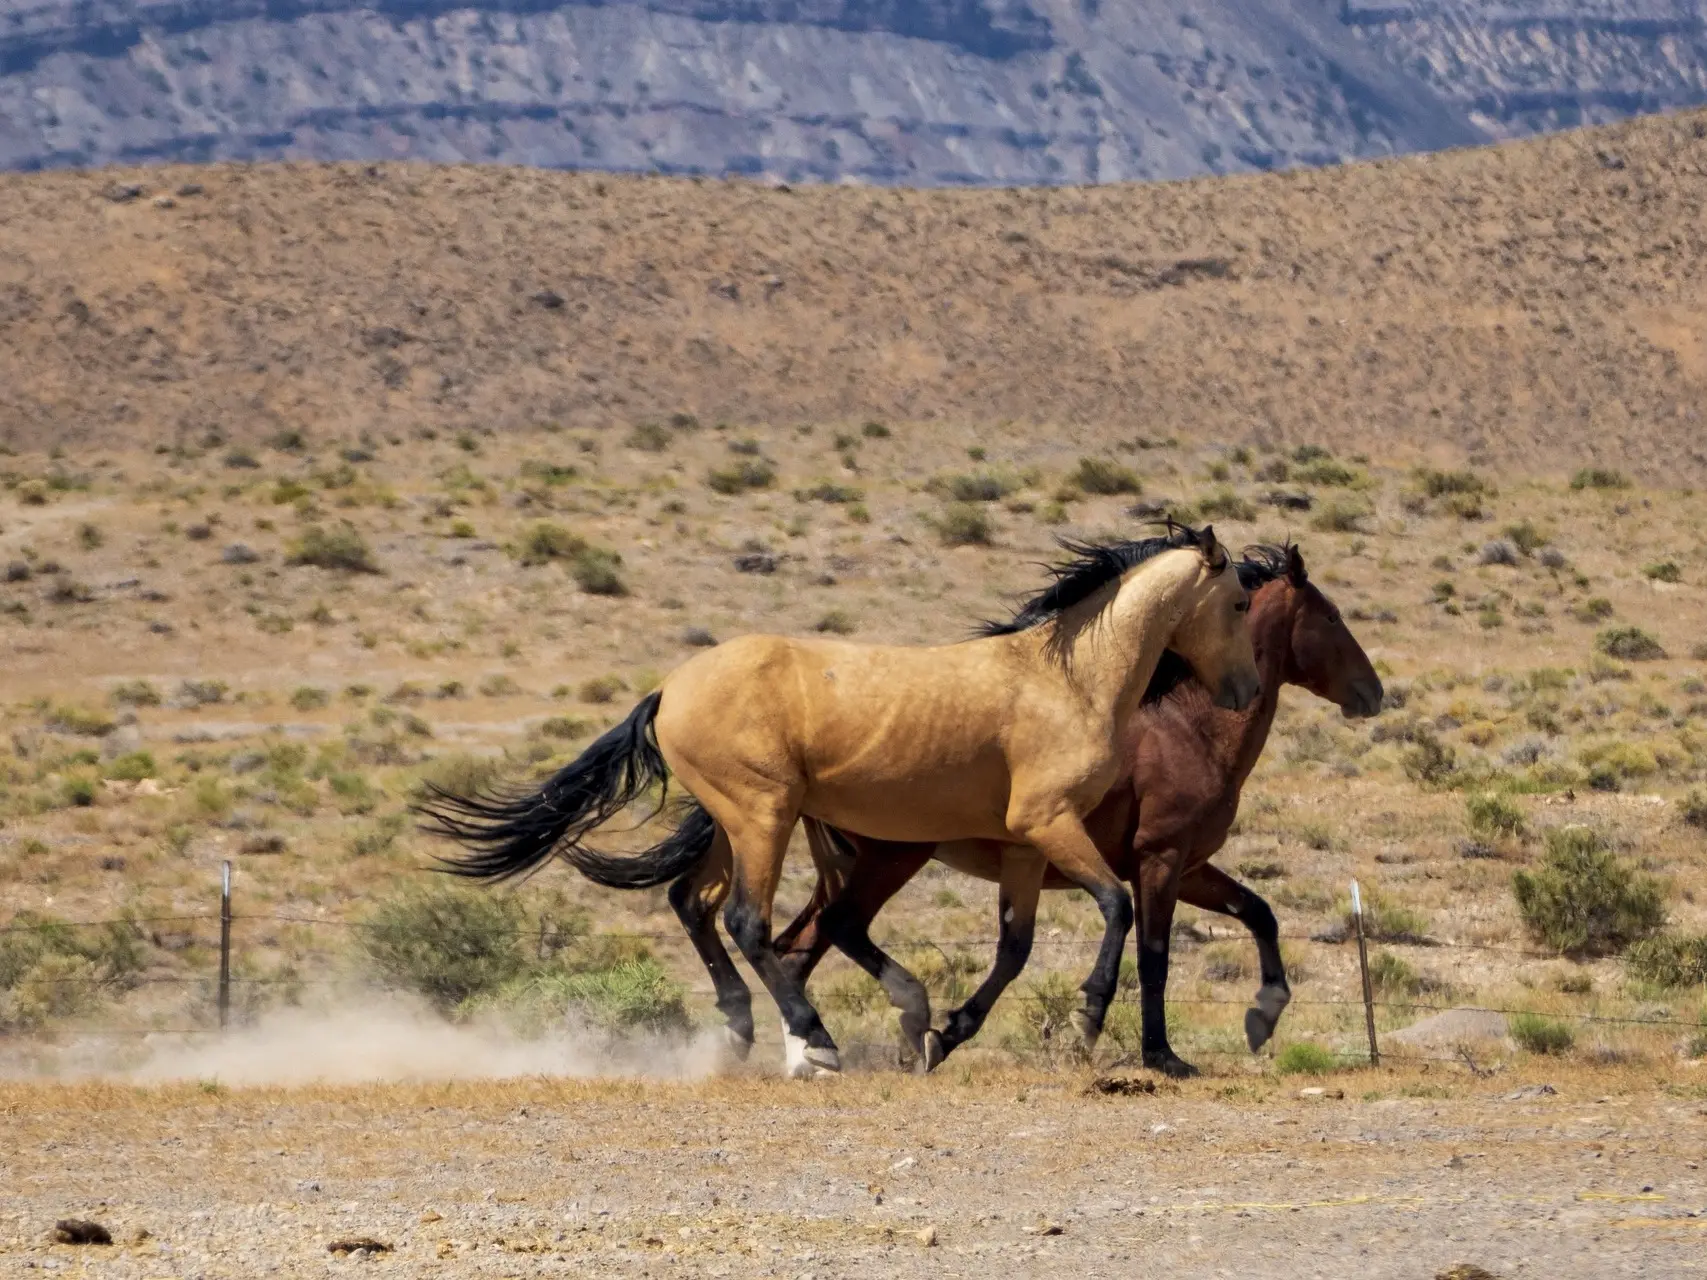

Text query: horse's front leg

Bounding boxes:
[1179,864,1290,1052]
[929,845,1043,1069]
[1134,850,1197,1078]
[1020,813,1134,1055]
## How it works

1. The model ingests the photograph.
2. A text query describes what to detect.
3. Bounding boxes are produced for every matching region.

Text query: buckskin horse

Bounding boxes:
[775,543,1383,1076]
[423,524,1260,1077]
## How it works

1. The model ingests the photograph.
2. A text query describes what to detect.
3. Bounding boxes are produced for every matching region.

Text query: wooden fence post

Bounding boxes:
[1351,879,1379,1066]
[218,860,232,1031]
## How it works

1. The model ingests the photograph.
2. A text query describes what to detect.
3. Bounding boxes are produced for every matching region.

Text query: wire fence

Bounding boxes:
[4,867,1703,1061]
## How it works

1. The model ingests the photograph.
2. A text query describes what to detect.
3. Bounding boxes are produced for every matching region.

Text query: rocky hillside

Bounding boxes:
[3,107,1705,478]
[2,1,1706,182]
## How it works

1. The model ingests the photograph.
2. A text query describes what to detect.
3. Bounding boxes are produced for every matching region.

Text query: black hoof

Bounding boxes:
[922,1030,947,1074]
[1143,1051,1200,1079]
[1244,1008,1278,1053]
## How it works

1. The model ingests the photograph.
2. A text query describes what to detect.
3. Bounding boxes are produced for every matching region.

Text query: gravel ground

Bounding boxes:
[4,1067,1706,1279]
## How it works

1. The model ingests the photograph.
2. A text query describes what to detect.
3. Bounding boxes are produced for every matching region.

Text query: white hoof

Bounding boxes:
[782,1022,840,1079]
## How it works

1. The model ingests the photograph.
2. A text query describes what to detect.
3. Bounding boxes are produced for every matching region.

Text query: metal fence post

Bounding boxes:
[218,860,232,1031]
[1351,880,1379,1066]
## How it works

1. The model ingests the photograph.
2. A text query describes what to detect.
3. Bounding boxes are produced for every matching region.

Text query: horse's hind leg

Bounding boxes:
[712,804,841,1079]
[930,847,1043,1070]
[1133,850,1195,1078]
[1179,864,1290,1052]
[807,838,936,1068]
[666,827,753,1059]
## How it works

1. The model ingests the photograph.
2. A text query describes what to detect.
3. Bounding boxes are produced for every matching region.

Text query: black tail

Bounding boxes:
[418,692,714,888]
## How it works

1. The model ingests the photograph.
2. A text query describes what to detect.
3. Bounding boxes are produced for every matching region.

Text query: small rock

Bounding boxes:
[52,1219,112,1245]
[1299,1087,1326,1099]
[682,626,718,648]
[733,552,777,575]
[890,1156,915,1171]
[1022,1221,1063,1236]
[1437,1266,1501,1280]
[222,544,260,565]
[531,289,565,309]
[419,1210,443,1224]
[327,1238,392,1256]
[177,183,204,197]
[1089,1075,1155,1096]
[103,183,145,203]
[1502,1084,1557,1101]
[916,1225,937,1247]
[152,196,176,209]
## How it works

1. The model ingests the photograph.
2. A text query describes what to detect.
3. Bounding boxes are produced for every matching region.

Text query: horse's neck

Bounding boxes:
[1065,555,1192,726]
[1222,596,1293,783]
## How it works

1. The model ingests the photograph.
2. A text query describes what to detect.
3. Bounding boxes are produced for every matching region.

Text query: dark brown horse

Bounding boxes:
[773,543,1383,1076]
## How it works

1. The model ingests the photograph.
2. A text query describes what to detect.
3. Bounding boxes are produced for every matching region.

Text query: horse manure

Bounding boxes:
[52,1219,112,1245]
[328,1237,393,1256]
[1088,1075,1156,1097]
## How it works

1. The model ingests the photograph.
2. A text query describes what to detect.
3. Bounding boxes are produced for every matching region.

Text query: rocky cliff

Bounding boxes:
[2,1,1705,181]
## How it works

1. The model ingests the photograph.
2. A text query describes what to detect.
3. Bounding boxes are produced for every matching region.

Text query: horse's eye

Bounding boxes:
[1234,600,1250,613]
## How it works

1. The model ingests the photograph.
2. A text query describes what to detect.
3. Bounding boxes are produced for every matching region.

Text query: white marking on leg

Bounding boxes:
[782,1017,814,1079]
[1003,907,1015,924]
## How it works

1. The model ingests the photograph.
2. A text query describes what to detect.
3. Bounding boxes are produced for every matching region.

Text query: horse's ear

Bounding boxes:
[1198,524,1220,563]
[1286,543,1308,586]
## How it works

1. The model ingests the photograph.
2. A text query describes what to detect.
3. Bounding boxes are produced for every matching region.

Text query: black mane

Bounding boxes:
[977,523,1215,639]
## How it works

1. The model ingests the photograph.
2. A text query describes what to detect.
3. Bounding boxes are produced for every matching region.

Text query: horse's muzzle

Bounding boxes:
[1214,671,1262,712]
[1341,678,1385,720]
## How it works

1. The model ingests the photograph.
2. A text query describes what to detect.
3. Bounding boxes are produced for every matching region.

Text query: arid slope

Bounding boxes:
[2,109,1706,481]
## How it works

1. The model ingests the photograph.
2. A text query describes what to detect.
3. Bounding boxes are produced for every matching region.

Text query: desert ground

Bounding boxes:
[3,110,1707,1278]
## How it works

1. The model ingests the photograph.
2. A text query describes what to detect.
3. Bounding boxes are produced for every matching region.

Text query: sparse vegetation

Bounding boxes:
[1508,1012,1574,1055]
[1071,457,1141,496]
[287,523,380,573]
[932,502,994,547]
[1570,467,1630,491]
[1624,934,1707,989]
[1513,827,1665,957]
[707,459,775,494]
[1596,626,1665,661]
[1274,1042,1338,1075]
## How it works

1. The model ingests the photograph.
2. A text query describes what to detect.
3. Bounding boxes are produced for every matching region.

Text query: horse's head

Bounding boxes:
[1168,525,1262,712]
[1252,544,1383,718]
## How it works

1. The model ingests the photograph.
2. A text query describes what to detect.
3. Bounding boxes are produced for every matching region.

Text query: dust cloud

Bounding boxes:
[0,996,736,1086]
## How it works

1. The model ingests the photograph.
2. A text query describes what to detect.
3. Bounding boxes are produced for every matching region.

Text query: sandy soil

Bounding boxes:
[4,1069,1706,1279]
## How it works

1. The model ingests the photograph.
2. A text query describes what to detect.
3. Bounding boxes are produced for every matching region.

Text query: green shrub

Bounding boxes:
[1643,561,1682,584]
[933,503,994,547]
[290,685,330,711]
[105,751,156,783]
[1680,789,1707,831]
[571,547,627,597]
[0,913,146,1028]
[814,610,857,636]
[861,421,891,439]
[1294,458,1359,487]
[514,521,587,566]
[358,887,528,1011]
[1197,488,1258,521]
[1401,728,1457,789]
[1624,934,1707,989]
[1415,468,1488,498]
[930,471,1020,503]
[1508,1013,1574,1055]
[707,460,775,494]
[1596,627,1665,661]
[481,959,690,1035]
[579,674,627,704]
[1310,496,1370,533]
[1570,467,1629,491]
[539,715,591,741]
[625,422,671,452]
[1345,890,1430,944]
[1466,792,1525,839]
[287,524,380,573]
[1504,520,1546,556]
[108,680,162,708]
[59,776,96,807]
[1368,950,1421,996]
[1072,457,1141,496]
[795,481,865,504]
[46,704,116,736]
[1512,827,1665,957]
[1275,1042,1338,1075]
